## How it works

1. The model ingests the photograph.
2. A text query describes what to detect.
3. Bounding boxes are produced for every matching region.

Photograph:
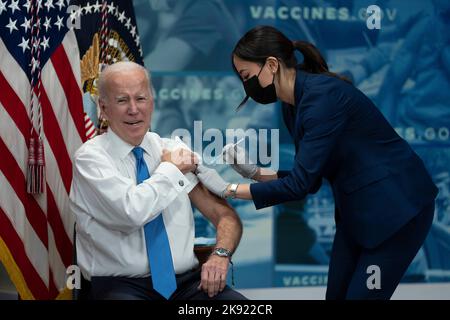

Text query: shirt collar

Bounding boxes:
[106,129,153,160]
[139,133,153,156]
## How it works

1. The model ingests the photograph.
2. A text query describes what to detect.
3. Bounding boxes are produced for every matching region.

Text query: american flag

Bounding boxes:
[0,0,86,299]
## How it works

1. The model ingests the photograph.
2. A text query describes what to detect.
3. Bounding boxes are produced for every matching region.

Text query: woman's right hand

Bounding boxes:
[195,165,230,198]
[222,144,258,179]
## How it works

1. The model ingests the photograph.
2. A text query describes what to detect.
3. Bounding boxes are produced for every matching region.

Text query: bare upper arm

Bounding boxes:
[189,183,235,227]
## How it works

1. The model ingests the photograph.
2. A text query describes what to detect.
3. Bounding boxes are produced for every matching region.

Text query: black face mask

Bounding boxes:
[236,64,277,111]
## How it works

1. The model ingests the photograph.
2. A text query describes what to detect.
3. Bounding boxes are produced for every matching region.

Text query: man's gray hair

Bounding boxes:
[97,61,152,100]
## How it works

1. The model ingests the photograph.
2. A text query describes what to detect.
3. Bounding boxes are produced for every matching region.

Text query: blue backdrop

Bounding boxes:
[134,0,450,289]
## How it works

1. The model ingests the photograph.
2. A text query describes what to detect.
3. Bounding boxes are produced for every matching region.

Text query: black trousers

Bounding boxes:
[326,201,435,300]
[89,268,247,300]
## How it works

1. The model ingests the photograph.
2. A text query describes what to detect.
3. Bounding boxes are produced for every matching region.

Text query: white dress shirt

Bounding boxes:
[69,129,199,280]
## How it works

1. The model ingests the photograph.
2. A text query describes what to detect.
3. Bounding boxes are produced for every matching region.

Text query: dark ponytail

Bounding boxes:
[292,40,351,83]
[233,25,351,84]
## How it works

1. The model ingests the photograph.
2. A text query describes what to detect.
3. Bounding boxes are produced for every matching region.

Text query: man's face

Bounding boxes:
[100,68,153,146]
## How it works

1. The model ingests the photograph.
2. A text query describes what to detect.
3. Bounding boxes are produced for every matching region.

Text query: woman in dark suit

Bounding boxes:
[196,25,438,299]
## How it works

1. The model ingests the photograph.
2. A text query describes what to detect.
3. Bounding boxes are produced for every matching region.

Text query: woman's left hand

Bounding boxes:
[195,165,230,198]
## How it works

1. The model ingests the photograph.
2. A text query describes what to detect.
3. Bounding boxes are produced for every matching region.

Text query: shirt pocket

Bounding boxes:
[342,164,391,194]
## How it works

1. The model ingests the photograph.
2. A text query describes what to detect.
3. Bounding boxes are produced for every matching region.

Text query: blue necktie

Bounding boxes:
[132,147,177,299]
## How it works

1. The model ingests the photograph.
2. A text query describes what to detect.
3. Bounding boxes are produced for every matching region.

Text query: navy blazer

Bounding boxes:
[250,69,438,248]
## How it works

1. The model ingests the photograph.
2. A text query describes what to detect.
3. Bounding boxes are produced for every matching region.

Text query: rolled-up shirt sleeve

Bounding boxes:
[161,137,199,193]
[70,146,192,234]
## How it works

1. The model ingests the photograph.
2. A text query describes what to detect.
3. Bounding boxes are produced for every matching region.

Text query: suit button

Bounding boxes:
[179,180,184,187]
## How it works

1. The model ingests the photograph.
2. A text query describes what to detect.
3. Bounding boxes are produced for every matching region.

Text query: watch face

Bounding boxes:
[214,248,231,257]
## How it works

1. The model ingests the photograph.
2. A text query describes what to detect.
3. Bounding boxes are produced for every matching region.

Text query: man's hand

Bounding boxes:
[195,165,229,198]
[198,254,229,297]
[161,148,198,174]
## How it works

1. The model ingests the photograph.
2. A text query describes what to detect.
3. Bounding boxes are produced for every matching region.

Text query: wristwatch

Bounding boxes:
[212,247,232,258]
[226,183,239,199]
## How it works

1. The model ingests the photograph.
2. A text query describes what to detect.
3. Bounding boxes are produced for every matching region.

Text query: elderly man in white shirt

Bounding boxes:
[69,61,245,300]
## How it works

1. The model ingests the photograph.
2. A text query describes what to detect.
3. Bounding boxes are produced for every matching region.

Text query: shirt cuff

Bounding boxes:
[184,172,199,193]
[153,161,191,192]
